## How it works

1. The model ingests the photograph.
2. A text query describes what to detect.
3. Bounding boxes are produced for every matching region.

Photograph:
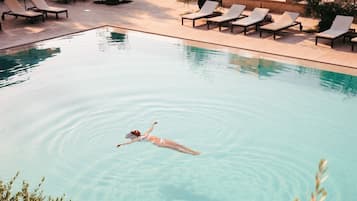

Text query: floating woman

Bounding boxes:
[117,121,200,155]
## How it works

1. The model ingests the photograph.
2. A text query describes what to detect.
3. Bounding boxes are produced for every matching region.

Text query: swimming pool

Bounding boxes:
[1,27,357,201]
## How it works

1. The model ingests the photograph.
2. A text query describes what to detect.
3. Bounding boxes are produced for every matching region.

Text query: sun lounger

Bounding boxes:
[181,0,219,27]
[231,8,269,35]
[206,4,246,31]
[30,0,68,19]
[1,0,45,22]
[259,11,302,39]
[315,15,354,48]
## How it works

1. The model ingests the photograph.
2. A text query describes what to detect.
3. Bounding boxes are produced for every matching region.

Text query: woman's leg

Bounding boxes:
[155,139,200,155]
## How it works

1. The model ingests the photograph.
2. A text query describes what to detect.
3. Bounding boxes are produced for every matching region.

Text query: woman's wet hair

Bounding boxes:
[131,130,141,136]
[125,130,141,139]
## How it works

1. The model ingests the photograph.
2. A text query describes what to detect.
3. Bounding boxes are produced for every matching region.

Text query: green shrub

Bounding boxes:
[306,0,320,17]
[197,0,221,9]
[0,172,70,201]
[306,0,356,32]
[317,2,355,31]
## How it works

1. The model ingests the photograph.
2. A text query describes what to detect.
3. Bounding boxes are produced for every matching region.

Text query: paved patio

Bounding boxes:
[0,0,356,73]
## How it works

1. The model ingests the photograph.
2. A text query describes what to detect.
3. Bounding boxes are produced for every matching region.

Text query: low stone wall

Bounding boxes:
[222,0,306,15]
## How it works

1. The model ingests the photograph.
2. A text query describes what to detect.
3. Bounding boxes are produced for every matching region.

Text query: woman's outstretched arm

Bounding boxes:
[144,121,158,135]
[117,137,140,147]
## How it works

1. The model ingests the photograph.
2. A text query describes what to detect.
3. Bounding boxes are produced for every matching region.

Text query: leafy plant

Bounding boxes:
[306,0,320,17]
[305,0,356,31]
[316,2,355,31]
[294,159,328,201]
[0,172,70,201]
[197,0,222,9]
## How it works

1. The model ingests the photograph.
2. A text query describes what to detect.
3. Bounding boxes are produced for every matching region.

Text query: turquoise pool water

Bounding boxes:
[1,27,357,201]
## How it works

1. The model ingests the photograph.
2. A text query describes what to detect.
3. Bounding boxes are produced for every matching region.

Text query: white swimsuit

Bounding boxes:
[140,134,165,144]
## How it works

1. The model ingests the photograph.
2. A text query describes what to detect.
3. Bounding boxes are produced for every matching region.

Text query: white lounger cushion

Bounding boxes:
[208,4,246,22]
[316,30,350,39]
[232,8,269,26]
[31,0,67,12]
[182,1,218,19]
[316,15,353,39]
[260,11,299,31]
[4,0,43,16]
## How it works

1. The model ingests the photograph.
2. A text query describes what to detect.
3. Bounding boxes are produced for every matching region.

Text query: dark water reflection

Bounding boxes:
[232,55,357,96]
[109,32,127,43]
[183,45,357,96]
[0,47,60,88]
[184,46,217,66]
[2,33,357,97]
[229,54,286,77]
[320,71,357,96]
[97,31,127,51]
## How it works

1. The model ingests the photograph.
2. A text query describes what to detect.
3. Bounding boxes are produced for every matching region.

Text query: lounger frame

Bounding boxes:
[259,21,303,40]
[352,40,356,51]
[1,11,45,23]
[230,19,265,35]
[181,13,219,27]
[315,33,347,48]
[342,30,357,51]
[29,7,68,19]
[315,28,355,48]
[207,14,247,31]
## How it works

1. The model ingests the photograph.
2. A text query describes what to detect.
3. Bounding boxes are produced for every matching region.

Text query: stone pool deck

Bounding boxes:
[0,0,356,74]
